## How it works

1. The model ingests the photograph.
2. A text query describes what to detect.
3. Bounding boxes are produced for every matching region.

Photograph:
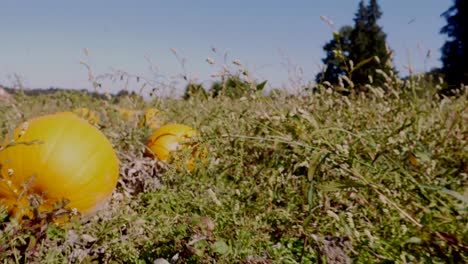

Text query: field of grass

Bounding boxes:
[0,81,466,263]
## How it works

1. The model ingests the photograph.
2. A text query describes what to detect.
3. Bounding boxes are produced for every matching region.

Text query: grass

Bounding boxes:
[0,81,466,263]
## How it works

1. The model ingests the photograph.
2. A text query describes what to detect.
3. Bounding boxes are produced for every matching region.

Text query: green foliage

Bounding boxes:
[183,82,208,100]
[0,82,467,263]
[440,0,468,92]
[210,75,266,99]
[113,89,145,105]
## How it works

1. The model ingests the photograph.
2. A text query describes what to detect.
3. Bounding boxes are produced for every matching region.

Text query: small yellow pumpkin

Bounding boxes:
[145,124,205,171]
[73,107,100,126]
[139,108,161,130]
[0,112,119,219]
[117,107,139,122]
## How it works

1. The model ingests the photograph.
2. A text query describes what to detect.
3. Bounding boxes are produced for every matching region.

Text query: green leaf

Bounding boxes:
[308,150,328,182]
[414,150,431,163]
[317,180,366,192]
[350,56,374,74]
[211,240,229,255]
[333,31,341,41]
[308,183,314,210]
[406,237,422,244]
[92,81,102,89]
[420,185,468,204]
[303,214,314,228]
[256,80,267,91]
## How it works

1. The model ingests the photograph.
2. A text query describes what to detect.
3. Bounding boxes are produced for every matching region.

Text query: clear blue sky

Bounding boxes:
[0,0,452,96]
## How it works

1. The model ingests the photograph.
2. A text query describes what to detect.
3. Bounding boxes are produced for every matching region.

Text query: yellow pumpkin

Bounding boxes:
[117,107,139,122]
[139,108,161,130]
[145,124,205,171]
[73,107,100,126]
[0,112,119,219]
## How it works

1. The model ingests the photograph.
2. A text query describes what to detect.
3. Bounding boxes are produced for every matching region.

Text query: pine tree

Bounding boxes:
[440,0,468,90]
[316,0,395,90]
[349,0,395,88]
[316,26,353,85]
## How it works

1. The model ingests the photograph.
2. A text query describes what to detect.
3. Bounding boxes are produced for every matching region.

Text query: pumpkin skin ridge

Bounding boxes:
[24,115,86,196]
[1,133,45,199]
[146,125,197,145]
[0,139,33,200]
[60,149,105,192]
[68,157,118,204]
[145,126,196,159]
[59,137,118,192]
[147,135,179,161]
[38,115,75,164]
[146,132,180,149]
[37,117,72,180]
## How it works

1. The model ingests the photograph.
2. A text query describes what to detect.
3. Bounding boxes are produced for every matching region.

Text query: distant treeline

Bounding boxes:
[316,0,466,94]
[0,86,143,101]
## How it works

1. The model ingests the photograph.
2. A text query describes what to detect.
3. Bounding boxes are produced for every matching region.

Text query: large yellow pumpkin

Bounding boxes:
[0,112,119,219]
[145,124,204,171]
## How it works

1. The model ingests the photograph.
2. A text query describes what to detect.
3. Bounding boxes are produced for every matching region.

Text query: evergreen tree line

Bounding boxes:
[184,0,466,99]
[316,0,467,94]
